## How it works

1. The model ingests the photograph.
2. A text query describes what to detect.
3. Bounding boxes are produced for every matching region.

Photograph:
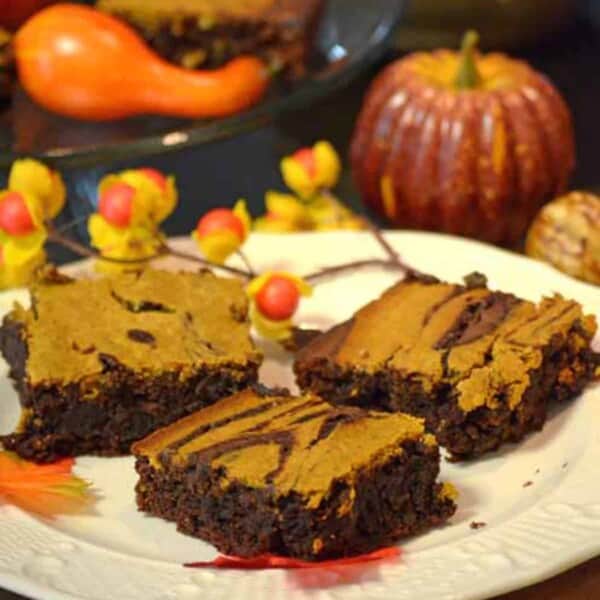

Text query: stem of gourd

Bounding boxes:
[455,30,482,90]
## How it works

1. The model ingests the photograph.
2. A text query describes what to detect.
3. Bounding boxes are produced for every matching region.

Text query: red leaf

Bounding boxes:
[185,546,400,570]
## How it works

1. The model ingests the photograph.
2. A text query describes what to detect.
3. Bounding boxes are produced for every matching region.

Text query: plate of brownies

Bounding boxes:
[0,231,599,600]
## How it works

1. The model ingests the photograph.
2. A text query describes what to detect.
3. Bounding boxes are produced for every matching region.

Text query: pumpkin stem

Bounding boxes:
[455,30,482,90]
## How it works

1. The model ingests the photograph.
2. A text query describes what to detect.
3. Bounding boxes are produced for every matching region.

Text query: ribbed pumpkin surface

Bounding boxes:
[351,48,575,245]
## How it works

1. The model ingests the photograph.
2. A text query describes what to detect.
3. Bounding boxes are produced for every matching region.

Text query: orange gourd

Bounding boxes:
[14,3,270,121]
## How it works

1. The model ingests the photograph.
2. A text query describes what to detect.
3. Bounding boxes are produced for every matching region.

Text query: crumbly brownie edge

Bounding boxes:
[294,356,386,409]
[296,323,599,460]
[0,314,28,388]
[421,325,599,459]
[134,439,455,560]
[0,316,260,463]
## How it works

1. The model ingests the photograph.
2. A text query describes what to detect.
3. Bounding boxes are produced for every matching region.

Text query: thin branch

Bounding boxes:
[236,249,256,277]
[162,244,253,279]
[46,225,254,277]
[52,214,90,234]
[362,217,429,279]
[363,216,401,263]
[46,230,96,258]
[304,258,408,283]
[47,229,159,264]
[46,220,427,285]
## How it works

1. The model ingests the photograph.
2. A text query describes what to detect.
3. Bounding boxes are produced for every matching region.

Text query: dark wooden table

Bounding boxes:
[1,9,599,600]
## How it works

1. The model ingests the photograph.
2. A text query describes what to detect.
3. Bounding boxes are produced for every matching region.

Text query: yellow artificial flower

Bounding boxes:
[0,247,45,290]
[192,199,251,264]
[98,168,177,226]
[280,141,341,199]
[97,177,151,228]
[88,213,161,274]
[247,272,312,340]
[8,159,66,220]
[249,306,295,341]
[253,191,313,232]
[254,190,365,233]
[0,191,47,267]
[307,193,366,231]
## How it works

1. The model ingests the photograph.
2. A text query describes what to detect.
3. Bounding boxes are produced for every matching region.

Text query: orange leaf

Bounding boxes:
[0,452,94,517]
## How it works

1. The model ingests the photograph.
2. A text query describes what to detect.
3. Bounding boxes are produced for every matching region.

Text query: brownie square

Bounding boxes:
[0,268,261,462]
[295,274,599,460]
[133,387,456,560]
[97,0,324,77]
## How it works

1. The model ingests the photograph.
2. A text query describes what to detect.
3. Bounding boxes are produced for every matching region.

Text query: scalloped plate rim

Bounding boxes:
[0,230,599,600]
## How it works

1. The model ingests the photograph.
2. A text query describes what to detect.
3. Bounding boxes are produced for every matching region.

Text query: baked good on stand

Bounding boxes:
[97,0,324,77]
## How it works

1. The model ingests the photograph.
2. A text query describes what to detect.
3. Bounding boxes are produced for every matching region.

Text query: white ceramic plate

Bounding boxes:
[0,232,599,600]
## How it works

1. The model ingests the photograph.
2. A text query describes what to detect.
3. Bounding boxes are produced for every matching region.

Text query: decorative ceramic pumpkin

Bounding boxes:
[351,32,575,245]
[526,191,600,285]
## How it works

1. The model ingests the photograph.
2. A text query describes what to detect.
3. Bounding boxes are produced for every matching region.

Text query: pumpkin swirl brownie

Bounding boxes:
[133,387,456,560]
[294,274,599,460]
[0,268,261,463]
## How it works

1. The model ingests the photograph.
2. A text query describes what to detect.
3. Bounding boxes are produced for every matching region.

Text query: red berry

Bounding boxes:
[293,148,317,179]
[138,168,167,191]
[99,182,135,228]
[256,276,300,321]
[0,192,35,236]
[196,209,245,240]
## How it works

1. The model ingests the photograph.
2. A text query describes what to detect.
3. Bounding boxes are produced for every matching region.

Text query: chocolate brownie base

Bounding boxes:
[1,318,258,463]
[295,276,599,460]
[133,389,456,560]
[135,439,454,559]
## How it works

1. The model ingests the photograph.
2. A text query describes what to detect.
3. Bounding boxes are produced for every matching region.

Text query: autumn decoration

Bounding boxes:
[351,31,575,245]
[14,4,269,120]
[0,143,407,342]
[255,141,365,233]
[0,451,93,517]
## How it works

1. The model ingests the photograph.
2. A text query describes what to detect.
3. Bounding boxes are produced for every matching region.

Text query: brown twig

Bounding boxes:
[363,216,400,263]
[304,258,409,283]
[47,227,252,277]
[319,189,398,261]
[53,214,90,234]
[47,219,425,284]
[47,228,159,264]
[319,191,422,276]
[362,217,428,278]
[161,244,253,279]
[236,249,256,277]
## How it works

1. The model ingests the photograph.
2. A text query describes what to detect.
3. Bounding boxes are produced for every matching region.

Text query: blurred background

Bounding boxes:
[0,0,598,262]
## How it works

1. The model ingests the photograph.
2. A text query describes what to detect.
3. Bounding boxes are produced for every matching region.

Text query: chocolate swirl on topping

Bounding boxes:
[164,396,323,459]
[435,294,519,349]
[308,410,362,448]
[244,398,324,433]
[191,430,294,484]
[164,400,280,457]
